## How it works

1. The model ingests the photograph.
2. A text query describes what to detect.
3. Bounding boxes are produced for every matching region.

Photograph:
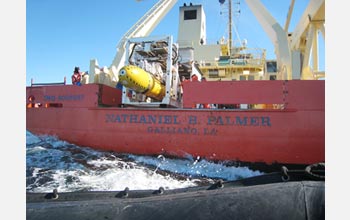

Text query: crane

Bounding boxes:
[244,0,325,80]
[88,0,178,87]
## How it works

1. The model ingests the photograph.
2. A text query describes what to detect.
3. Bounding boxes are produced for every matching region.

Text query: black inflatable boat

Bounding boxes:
[26,163,325,220]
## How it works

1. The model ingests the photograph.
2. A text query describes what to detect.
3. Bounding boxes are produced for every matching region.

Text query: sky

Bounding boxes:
[26,0,324,86]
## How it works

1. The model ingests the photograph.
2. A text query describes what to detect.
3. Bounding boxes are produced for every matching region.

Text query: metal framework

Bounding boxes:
[244,0,325,80]
[88,0,178,87]
[121,35,181,108]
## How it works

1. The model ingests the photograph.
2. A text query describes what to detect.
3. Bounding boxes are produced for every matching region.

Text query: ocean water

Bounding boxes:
[26,131,263,193]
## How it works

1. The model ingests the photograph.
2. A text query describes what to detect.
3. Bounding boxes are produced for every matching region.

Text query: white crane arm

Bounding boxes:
[244,0,292,79]
[290,0,325,50]
[110,0,178,77]
[89,0,178,86]
[284,0,295,32]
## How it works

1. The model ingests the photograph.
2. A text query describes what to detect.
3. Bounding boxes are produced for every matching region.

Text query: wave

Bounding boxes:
[26,131,262,192]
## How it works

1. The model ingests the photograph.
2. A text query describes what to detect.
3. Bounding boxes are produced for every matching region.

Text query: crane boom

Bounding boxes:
[284,0,295,32]
[89,0,178,87]
[244,0,325,80]
[244,0,292,80]
[111,0,178,76]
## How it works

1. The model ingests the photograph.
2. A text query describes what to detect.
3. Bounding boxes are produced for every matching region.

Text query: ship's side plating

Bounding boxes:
[26,79,324,166]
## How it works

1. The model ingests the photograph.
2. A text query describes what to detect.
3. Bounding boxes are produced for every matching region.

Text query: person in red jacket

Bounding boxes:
[71,67,85,86]
[191,74,199,82]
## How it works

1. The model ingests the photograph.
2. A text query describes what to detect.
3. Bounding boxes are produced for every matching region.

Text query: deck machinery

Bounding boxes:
[118,35,182,107]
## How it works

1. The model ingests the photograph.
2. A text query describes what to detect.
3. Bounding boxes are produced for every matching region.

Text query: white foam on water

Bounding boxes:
[128,155,263,181]
[26,131,263,193]
[77,167,197,191]
[29,160,198,193]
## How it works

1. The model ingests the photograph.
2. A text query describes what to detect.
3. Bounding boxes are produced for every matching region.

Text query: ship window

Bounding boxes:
[266,61,277,73]
[239,75,247,81]
[239,75,255,81]
[184,10,197,20]
[208,69,219,78]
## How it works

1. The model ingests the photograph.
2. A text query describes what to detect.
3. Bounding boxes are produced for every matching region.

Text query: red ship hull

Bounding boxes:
[26,80,325,166]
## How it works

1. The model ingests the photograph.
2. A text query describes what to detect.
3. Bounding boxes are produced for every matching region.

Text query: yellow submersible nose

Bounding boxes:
[118,65,165,100]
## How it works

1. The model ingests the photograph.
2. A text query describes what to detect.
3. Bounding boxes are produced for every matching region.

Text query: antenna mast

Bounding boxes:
[220,0,240,54]
[228,0,232,53]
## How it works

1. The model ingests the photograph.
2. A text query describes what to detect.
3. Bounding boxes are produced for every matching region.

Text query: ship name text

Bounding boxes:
[44,94,85,101]
[105,114,271,136]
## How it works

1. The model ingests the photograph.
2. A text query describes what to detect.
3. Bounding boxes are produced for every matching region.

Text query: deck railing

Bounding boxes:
[30,77,66,87]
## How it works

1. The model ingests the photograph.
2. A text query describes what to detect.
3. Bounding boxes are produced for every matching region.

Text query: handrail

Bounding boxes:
[30,77,66,87]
